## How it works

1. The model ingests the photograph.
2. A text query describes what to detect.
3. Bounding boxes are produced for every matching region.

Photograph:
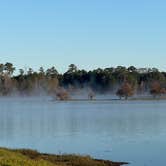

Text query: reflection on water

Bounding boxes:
[0,97,166,166]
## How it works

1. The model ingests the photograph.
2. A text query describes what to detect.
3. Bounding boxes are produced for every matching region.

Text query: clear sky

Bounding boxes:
[0,0,166,73]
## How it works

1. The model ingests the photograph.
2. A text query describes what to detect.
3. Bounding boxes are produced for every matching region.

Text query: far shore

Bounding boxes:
[53,96,166,102]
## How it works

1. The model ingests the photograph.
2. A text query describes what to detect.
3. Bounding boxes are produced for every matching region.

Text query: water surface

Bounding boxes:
[0,97,166,166]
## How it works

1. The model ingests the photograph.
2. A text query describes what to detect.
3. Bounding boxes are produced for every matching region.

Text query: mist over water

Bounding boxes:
[0,97,166,166]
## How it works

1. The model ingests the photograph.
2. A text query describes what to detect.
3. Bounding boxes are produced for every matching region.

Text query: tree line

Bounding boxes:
[0,63,166,99]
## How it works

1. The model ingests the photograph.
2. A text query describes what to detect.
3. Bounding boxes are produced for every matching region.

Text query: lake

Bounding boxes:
[0,97,166,166]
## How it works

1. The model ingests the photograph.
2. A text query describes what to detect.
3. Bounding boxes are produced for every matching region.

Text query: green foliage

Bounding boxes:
[0,62,166,97]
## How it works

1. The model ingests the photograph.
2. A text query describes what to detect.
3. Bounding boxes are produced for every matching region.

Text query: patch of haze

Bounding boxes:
[0,83,154,101]
[70,87,118,100]
[1,85,52,101]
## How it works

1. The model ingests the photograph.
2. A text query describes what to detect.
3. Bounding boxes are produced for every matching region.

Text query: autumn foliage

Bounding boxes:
[150,81,166,98]
[55,88,70,101]
[116,82,134,99]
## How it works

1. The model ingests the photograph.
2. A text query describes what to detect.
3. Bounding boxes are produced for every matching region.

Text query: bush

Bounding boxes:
[116,82,134,100]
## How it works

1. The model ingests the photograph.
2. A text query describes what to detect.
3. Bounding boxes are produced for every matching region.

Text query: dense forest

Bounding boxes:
[0,63,166,99]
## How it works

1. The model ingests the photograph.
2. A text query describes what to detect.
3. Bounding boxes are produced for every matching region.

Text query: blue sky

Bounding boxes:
[0,0,166,73]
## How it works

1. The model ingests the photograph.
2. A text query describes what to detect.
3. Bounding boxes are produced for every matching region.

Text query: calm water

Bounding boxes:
[0,97,166,166]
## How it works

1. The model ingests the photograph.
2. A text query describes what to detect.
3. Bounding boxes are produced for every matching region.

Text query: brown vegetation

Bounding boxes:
[150,81,166,98]
[116,82,134,100]
[13,148,128,166]
[55,88,70,101]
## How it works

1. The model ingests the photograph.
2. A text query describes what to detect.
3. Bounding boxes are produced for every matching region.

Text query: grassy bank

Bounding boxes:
[0,148,128,166]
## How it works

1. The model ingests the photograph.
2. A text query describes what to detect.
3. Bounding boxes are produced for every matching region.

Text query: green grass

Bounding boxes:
[0,148,128,166]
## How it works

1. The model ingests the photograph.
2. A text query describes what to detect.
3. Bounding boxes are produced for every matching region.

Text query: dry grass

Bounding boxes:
[0,148,128,166]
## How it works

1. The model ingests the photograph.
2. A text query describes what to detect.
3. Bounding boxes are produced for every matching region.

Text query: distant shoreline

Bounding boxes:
[53,97,166,102]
